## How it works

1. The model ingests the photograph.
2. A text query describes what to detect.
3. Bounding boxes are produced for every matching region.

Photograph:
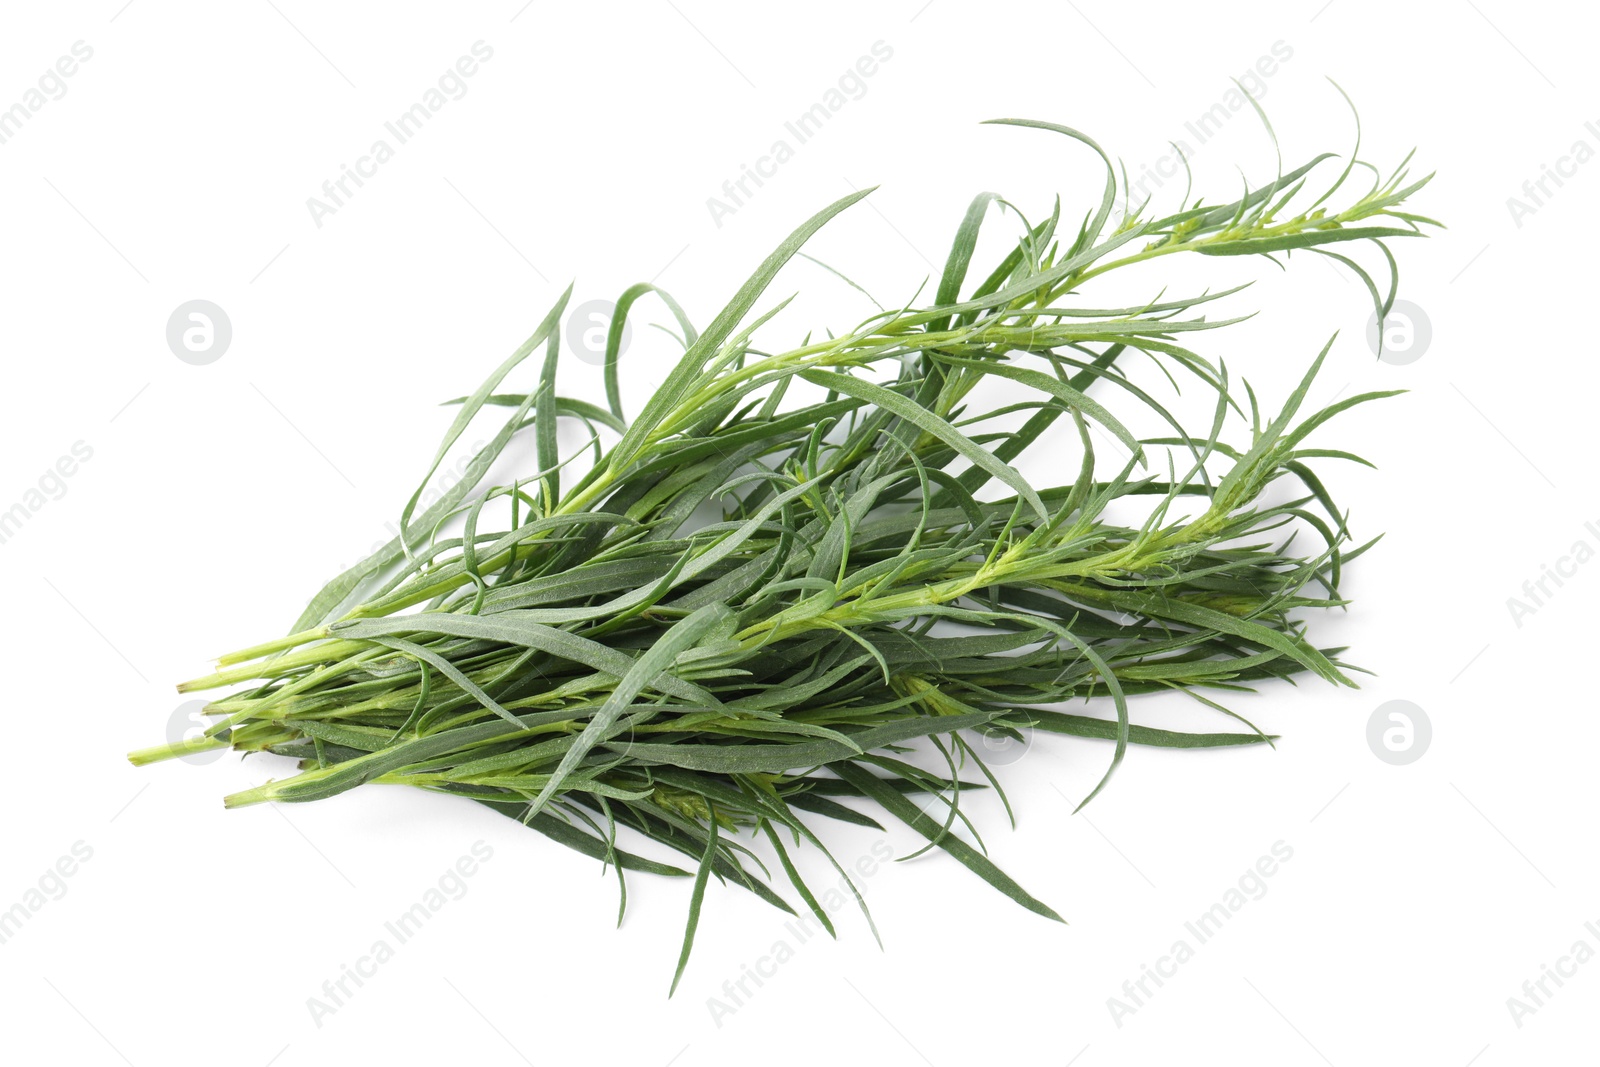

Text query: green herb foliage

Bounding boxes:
[133,111,1436,993]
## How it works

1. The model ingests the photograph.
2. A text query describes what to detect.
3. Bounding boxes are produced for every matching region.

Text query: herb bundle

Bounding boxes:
[133,114,1435,991]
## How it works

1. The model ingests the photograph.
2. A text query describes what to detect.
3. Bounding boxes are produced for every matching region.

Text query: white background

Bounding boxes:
[1,1,1594,1064]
